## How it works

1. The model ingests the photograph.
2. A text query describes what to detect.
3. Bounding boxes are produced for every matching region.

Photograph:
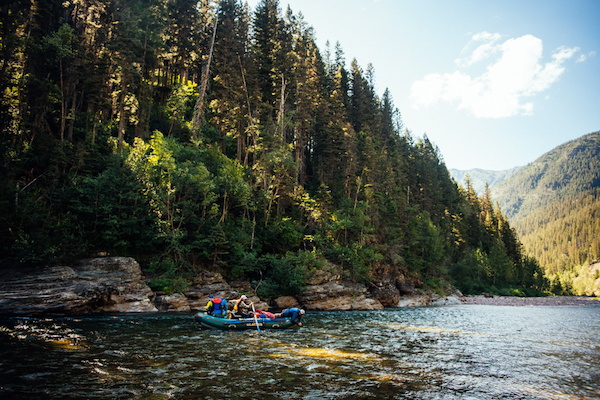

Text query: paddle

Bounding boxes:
[251,303,261,333]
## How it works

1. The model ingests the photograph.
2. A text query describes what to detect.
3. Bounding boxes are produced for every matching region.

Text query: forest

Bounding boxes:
[0,0,549,298]
[493,131,600,296]
[516,188,600,295]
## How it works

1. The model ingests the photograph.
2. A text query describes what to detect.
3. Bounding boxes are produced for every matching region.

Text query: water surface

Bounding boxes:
[1,305,599,399]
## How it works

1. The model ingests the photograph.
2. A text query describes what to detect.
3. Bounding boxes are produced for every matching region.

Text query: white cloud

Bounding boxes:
[456,31,502,67]
[577,50,596,63]
[411,33,579,118]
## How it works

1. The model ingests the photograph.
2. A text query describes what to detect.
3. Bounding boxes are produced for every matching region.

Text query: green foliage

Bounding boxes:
[255,253,308,299]
[405,211,446,274]
[0,0,545,299]
[147,258,191,294]
[491,132,600,293]
[324,242,380,284]
[423,276,448,296]
[494,131,600,222]
[450,249,487,295]
[148,276,190,295]
[515,188,600,276]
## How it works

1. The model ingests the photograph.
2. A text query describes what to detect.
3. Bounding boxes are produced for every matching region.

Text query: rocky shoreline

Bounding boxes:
[0,257,597,316]
[461,295,599,306]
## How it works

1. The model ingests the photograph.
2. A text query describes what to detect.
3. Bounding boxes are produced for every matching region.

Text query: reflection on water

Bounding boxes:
[1,305,599,399]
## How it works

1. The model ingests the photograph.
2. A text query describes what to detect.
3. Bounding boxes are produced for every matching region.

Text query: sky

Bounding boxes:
[245,0,600,171]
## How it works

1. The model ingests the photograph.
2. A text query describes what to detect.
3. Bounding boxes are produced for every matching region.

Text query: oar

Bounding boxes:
[251,303,261,333]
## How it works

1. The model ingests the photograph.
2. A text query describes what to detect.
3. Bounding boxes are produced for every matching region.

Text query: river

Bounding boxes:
[1,304,599,399]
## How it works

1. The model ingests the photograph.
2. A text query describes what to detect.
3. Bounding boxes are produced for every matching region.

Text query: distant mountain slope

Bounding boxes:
[516,187,600,276]
[450,167,522,195]
[490,131,600,286]
[492,131,600,222]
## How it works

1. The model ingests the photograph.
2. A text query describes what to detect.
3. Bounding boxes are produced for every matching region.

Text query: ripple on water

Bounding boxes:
[0,306,599,399]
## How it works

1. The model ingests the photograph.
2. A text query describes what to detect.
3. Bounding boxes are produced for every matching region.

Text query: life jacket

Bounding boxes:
[282,308,302,323]
[212,297,227,318]
[233,298,246,311]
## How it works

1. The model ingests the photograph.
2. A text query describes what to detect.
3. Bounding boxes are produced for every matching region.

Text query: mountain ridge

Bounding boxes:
[491,131,600,222]
[486,130,600,293]
[449,167,522,195]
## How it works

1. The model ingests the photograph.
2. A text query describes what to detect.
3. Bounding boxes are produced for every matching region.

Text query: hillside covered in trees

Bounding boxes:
[492,131,600,295]
[0,0,547,298]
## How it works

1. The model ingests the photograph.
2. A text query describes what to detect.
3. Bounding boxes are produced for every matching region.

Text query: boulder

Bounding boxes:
[305,267,341,285]
[430,295,462,306]
[185,271,237,311]
[185,272,269,311]
[369,282,402,308]
[0,256,464,315]
[369,264,423,307]
[274,296,300,309]
[297,281,383,311]
[397,294,431,308]
[154,293,191,312]
[397,290,464,307]
[0,257,157,315]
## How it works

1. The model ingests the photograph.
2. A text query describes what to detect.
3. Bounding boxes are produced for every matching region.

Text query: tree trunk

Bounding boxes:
[117,80,128,150]
[192,12,218,139]
[67,89,77,142]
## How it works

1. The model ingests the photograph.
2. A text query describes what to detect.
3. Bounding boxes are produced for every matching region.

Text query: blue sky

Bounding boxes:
[245,0,600,170]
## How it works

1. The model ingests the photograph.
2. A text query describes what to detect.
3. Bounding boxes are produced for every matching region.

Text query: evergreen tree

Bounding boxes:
[0,0,545,297]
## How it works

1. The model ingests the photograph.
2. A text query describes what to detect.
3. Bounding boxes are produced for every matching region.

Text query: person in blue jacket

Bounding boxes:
[205,294,228,318]
[278,308,305,326]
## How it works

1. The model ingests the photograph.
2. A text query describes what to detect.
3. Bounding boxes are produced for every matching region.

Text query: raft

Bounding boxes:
[193,312,296,330]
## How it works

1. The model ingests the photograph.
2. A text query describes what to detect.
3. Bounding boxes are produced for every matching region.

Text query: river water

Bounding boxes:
[1,304,599,399]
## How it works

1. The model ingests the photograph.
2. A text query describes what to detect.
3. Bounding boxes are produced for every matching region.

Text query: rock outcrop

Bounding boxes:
[184,271,269,312]
[296,264,384,311]
[184,270,238,311]
[0,257,463,316]
[273,296,300,309]
[369,264,422,307]
[0,257,157,315]
[153,293,190,312]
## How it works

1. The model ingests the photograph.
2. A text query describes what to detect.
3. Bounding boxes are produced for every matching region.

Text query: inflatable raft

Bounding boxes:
[193,312,296,330]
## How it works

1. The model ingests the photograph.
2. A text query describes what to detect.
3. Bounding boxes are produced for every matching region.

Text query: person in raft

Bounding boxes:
[205,294,228,318]
[231,295,253,318]
[277,308,305,326]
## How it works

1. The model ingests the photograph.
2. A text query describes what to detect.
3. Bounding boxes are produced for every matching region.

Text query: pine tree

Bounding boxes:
[252,0,284,120]
[209,0,250,160]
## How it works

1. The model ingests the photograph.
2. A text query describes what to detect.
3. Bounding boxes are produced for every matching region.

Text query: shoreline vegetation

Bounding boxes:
[1,0,552,304]
[461,295,599,306]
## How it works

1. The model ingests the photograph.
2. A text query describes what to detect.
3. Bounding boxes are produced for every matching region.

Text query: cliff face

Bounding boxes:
[0,257,456,316]
[369,264,422,307]
[0,257,157,315]
[296,266,383,311]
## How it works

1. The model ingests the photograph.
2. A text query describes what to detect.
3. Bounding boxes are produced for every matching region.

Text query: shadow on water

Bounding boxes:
[1,305,599,399]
